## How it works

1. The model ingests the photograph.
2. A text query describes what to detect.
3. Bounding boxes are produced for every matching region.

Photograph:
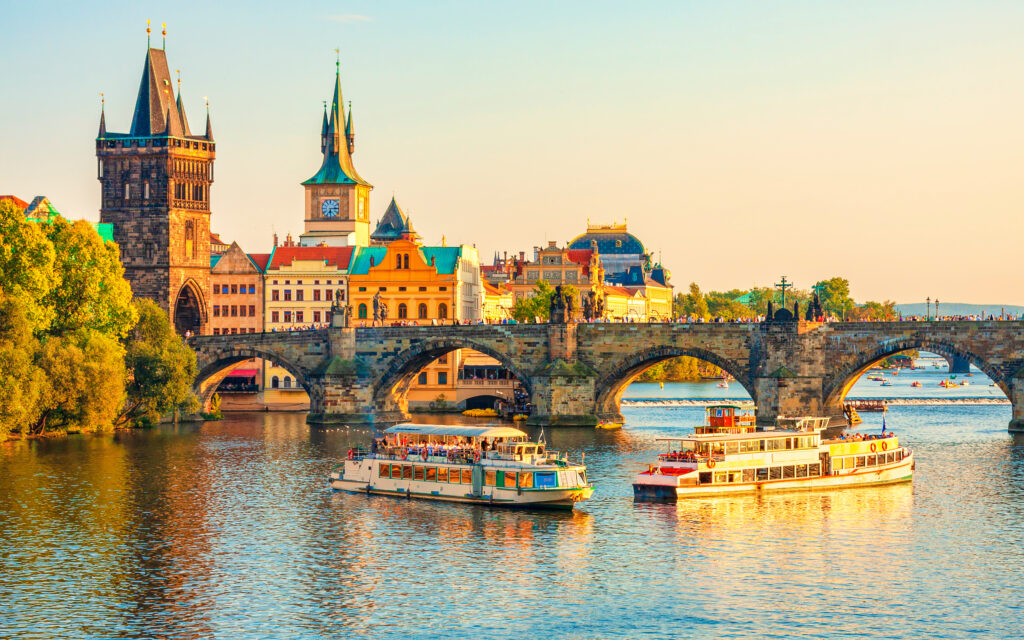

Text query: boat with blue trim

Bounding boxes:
[329,424,593,509]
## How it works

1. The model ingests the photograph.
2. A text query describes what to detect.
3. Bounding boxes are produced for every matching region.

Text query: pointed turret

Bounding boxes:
[204,104,214,141]
[371,197,416,244]
[130,47,184,137]
[320,104,328,153]
[98,103,106,138]
[303,61,370,186]
[164,106,183,137]
[345,101,354,154]
[175,91,192,137]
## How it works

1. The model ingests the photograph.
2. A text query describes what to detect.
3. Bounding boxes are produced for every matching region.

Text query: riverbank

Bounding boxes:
[622,397,1010,407]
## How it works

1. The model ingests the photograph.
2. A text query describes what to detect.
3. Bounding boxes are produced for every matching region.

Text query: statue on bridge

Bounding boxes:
[332,291,352,328]
[549,285,567,324]
[372,291,382,326]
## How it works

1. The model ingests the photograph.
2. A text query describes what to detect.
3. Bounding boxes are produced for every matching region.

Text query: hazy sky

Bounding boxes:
[3,1,1024,304]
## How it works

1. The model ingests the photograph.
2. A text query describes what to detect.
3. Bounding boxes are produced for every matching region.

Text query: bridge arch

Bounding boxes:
[193,345,313,411]
[373,337,534,416]
[593,346,754,422]
[823,338,1012,410]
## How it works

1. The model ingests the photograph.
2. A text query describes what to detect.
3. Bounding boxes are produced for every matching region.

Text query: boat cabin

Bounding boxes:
[696,403,757,434]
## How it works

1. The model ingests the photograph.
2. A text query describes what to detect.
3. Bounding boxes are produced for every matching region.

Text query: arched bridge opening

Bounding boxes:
[372,339,534,420]
[593,346,754,423]
[193,347,313,412]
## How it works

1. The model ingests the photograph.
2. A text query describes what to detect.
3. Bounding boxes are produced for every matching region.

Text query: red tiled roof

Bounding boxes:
[268,246,354,270]
[0,195,29,209]
[603,285,636,297]
[482,282,505,296]
[210,231,226,244]
[248,253,272,271]
[566,249,593,276]
[480,265,500,273]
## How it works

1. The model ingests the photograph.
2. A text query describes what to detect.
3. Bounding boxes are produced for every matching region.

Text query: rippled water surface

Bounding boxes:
[3,402,1024,639]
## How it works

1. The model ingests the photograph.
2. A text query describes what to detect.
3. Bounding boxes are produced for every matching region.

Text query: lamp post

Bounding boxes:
[935,298,939,320]
[926,297,931,321]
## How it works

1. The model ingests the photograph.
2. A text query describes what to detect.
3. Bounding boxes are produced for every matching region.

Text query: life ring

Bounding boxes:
[474,450,481,463]
[347,448,354,460]
[707,458,716,469]
[421,450,428,461]
[401,451,408,461]
[870,442,877,453]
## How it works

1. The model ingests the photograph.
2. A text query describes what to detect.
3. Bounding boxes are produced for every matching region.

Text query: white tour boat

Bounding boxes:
[633,405,913,500]
[329,424,593,509]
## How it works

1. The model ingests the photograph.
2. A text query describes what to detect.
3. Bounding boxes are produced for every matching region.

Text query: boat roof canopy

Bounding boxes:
[382,423,528,439]
[706,402,755,410]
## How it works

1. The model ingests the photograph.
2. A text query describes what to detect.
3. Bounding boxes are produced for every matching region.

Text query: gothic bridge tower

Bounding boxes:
[97,29,214,335]
[299,60,373,247]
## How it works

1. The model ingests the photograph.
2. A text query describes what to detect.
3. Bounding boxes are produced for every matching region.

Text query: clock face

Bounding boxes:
[321,199,340,218]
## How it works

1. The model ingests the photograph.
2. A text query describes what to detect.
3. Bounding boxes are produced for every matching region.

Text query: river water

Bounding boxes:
[3,366,1024,638]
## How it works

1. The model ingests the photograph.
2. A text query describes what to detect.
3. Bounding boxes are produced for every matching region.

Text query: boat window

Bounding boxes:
[535,472,556,488]
[770,467,782,480]
[379,464,389,477]
[521,472,534,488]
[698,472,712,485]
[783,465,795,479]
[887,452,895,464]
[522,446,535,456]
[756,468,769,481]
[725,442,739,455]
[795,464,807,478]
[461,469,472,484]
[742,469,754,482]
[728,472,740,483]
[448,468,460,484]
[391,465,402,479]
[867,455,877,466]
[502,472,517,488]
[896,450,903,461]
[808,463,821,476]
[414,466,425,481]
[768,439,785,451]
[537,445,545,455]
[714,472,727,484]
[485,470,496,486]
[437,467,449,483]
[856,456,866,468]
[739,440,760,453]
[403,465,413,480]
[426,467,437,482]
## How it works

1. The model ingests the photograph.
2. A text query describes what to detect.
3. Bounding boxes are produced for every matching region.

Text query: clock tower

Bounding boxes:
[299,61,372,247]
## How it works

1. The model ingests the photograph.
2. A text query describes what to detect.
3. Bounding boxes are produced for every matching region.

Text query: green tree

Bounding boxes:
[0,200,56,333]
[706,290,756,320]
[683,282,709,320]
[0,293,45,439]
[512,280,555,322]
[849,300,897,321]
[42,217,136,339]
[115,299,199,427]
[814,277,854,319]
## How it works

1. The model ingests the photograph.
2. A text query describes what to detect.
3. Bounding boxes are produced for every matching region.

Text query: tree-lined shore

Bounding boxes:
[0,201,198,442]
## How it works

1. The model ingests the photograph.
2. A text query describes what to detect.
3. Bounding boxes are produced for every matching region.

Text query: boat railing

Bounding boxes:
[658,453,725,463]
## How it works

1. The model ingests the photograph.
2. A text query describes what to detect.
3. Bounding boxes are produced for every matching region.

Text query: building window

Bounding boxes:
[229,284,237,294]
[272,290,279,301]
[213,305,220,317]
[284,311,292,323]
[396,254,403,269]
[419,286,427,292]
[271,311,279,323]
[213,284,220,294]
[249,285,256,294]
[313,290,321,301]
[398,303,408,319]
[230,305,237,317]
[184,220,196,258]
[239,306,247,317]
[284,290,292,301]
[212,328,220,335]
[358,304,367,319]
[438,354,448,365]
[438,303,448,319]
[283,376,292,389]
[403,254,410,269]
[325,289,332,301]
[418,303,428,319]
[145,243,154,261]
[358,287,366,292]
[418,372,428,385]
[248,305,255,316]
[124,184,130,200]
[230,328,238,335]
[313,311,321,323]
[271,376,279,389]
[296,290,304,302]
[296,311,304,323]
[143,182,150,199]
[438,372,448,385]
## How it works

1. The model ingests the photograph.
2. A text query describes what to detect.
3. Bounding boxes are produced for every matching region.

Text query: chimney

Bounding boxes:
[273,232,279,247]
[519,251,525,261]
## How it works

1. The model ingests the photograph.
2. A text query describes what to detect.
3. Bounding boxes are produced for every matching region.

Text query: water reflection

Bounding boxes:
[1,407,1024,638]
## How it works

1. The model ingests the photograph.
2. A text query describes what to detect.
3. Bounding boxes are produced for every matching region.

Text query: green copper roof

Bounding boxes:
[348,247,388,275]
[419,247,461,275]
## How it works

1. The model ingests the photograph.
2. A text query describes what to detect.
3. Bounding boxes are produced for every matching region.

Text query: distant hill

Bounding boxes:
[895,303,1024,318]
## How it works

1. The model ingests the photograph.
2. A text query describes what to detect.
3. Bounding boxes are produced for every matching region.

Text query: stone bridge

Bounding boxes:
[188,320,1024,431]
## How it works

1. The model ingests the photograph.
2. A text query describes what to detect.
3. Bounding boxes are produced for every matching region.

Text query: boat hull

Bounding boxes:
[634,455,913,500]
[330,478,591,510]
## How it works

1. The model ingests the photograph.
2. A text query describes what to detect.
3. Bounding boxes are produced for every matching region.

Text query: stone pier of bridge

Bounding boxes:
[188,320,1024,432]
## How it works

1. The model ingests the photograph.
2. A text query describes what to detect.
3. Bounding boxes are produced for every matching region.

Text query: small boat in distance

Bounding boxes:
[329,424,593,510]
[911,381,922,388]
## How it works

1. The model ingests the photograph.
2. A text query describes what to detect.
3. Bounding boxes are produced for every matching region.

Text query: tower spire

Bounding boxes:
[304,55,369,187]
[345,100,354,154]
[147,19,151,47]
[175,69,191,136]
[98,93,106,137]
[320,101,328,153]
[162,22,166,50]
[204,97,213,140]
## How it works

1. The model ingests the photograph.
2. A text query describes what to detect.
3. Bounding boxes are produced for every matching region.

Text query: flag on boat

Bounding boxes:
[881,414,887,434]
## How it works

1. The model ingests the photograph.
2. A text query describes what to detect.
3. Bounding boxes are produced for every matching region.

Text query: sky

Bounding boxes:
[3,0,1024,304]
